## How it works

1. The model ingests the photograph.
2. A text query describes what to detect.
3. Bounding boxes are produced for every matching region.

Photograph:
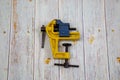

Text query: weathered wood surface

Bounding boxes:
[8,0,35,80]
[83,0,109,80]
[0,0,11,80]
[0,0,120,80]
[105,0,120,80]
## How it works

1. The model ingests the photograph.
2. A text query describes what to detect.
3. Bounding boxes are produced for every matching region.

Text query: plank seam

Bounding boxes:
[7,0,12,80]
[103,0,110,80]
[33,0,36,80]
[58,0,59,19]
[82,0,86,80]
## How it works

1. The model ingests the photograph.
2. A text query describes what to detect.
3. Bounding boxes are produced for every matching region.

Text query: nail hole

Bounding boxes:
[27,31,30,33]
[29,0,32,2]
[3,31,6,34]
[98,29,101,32]
[112,29,115,32]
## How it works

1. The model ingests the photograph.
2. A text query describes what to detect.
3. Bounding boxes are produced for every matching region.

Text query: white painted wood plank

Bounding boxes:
[0,0,11,80]
[105,0,120,80]
[83,0,109,80]
[34,0,59,80]
[8,0,35,80]
[59,0,85,80]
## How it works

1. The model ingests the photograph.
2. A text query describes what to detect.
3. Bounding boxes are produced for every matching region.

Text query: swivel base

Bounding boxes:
[54,59,79,68]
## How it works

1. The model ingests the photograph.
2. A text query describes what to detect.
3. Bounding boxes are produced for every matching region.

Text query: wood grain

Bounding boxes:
[0,0,11,80]
[83,0,109,80]
[8,0,35,80]
[34,0,59,80]
[59,0,85,80]
[0,0,120,80]
[105,0,120,80]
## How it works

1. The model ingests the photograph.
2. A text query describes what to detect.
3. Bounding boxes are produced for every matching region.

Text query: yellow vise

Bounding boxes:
[41,19,80,59]
[41,19,80,68]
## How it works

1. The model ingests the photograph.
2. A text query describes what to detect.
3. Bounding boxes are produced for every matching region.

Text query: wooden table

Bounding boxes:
[0,0,120,80]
